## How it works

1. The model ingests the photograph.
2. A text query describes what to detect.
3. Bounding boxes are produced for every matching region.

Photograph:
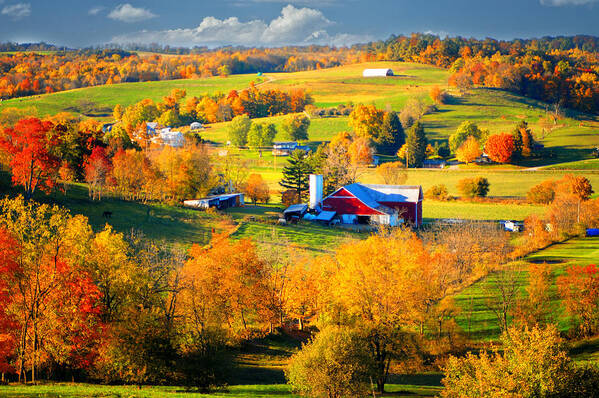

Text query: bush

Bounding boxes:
[442,325,599,398]
[175,329,231,392]
[527,180,556,204]
[286,326,375,398]
[426,184,450,201]
[457,177,489,198]
[281,189,300,208]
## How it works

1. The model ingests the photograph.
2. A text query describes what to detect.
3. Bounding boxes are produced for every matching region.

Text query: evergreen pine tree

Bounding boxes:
[378,111,405,155]
[405,121,428,168]
[279,149,313,201]
[511,121,525,159]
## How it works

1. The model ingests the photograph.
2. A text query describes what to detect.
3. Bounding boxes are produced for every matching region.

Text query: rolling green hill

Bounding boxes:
[2,61,598,224]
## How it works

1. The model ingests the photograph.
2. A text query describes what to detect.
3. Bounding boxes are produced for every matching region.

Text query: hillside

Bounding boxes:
[3,61,597,167]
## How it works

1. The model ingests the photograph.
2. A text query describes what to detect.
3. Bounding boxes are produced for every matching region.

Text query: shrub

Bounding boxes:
[175,329,231,392]
[430,86,447,105]
[442,325,599,398]
[457,177,489,198]
[281,189,300,208]
[286,326,375,398]
[527,180,556,204]
[426,184,450,201]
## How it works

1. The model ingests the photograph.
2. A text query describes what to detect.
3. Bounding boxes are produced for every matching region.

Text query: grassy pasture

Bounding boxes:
[0,382,442,397]
[453,237,599,341]
[0,74,256,117]
[2,60,597,167]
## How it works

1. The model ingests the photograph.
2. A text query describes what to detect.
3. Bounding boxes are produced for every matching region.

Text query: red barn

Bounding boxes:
[321,183,423,227]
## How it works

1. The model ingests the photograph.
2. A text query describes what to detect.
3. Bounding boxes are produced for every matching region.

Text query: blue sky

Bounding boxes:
[1,0,598,48]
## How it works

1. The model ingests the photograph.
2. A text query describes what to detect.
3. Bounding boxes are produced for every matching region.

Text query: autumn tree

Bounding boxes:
[443,325,599,397]
[455,136,482,164]
[286,326,376,398]
[327,230,445,393]
[449,121,486,153]
[527,180,556,204]
[0,118,60,200]
[485,133,515,163]
[312,132,359,195]
[483,265,521,334]
[558,264,599,336]
[279,150,313,202]
[430,85,447,104]
[182,238,269,333]
[84,146,111,200]
[376,161,408,185]
[515,263,554,328]
[244,173,270,204]
[348,104,384,140]
[0,196,101,382]
[227,115,252,147]
[513,121,534,158]
[281,114,310,141]
[457,177,489,198]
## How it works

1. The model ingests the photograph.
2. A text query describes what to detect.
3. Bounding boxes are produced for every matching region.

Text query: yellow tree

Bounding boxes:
[328,229,445,393]
[456,136,482,164]
[348,104,385,139]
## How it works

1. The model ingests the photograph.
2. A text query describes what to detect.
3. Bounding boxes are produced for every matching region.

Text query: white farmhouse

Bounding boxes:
[362,68,394,77]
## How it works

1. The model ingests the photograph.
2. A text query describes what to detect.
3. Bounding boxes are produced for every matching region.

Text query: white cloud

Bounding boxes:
[540,0,598,5]
[108,3,156,23]
[2,2,30,19]
[111,5,367,47]
[88,6,104,16]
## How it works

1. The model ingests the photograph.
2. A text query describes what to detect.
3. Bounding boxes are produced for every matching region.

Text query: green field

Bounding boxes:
[453,237,599,341]
[3,61,597,165]
[0,382,442,398]
[0,74,256,118]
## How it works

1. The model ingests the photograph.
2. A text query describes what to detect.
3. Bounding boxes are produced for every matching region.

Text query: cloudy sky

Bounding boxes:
[1,0,599,48]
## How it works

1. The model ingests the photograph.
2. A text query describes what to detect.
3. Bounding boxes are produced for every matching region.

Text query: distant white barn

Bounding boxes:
[362,68,394,77]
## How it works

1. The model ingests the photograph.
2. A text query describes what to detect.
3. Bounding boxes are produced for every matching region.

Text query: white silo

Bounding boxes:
[309,174,323,209]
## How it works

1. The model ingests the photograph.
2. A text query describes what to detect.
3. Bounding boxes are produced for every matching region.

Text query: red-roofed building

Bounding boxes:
[321,183,423,227]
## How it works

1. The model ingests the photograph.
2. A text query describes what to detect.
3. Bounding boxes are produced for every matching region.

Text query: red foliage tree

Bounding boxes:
[84,146,112,200]
[0,118,59,200]
[485,133,515,163]
[0,228,19,375]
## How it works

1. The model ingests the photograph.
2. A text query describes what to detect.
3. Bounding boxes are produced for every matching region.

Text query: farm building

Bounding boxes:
[151,128,185,147]
[272,142,312,156]
[318,182,423,227]
[183,193,244,210]
[363,68,394,77]
[283,204,308,222]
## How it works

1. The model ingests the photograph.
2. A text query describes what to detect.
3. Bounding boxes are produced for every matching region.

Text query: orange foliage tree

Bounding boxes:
[485,133,515,163]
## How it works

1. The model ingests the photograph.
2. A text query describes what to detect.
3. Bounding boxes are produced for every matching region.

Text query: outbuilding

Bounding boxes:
[283,204,309,222]
[362,68,394,77]
[184,193,244,210]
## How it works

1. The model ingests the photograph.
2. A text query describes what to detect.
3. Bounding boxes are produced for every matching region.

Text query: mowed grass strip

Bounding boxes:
[453,237,599,342]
